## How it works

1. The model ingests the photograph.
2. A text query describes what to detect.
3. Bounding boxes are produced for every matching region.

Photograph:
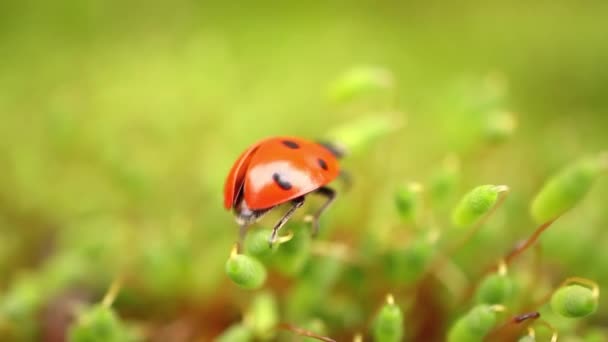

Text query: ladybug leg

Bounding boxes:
[318,141,347,159]
[338,170,352,192]
[269,196,305,246]
[308,186,336,237]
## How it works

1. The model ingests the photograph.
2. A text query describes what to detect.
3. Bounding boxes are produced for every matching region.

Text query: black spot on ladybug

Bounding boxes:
[272,173,293,190]
[282,140,300,149]
[317,158,328,170]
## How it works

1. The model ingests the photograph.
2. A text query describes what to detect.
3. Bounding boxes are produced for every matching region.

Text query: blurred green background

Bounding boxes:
[1,1,607,341]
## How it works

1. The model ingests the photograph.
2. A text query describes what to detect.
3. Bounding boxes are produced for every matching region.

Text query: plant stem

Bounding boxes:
[277,323,337,342]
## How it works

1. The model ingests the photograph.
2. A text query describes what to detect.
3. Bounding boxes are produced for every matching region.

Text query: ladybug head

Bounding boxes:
[234,199,268,226]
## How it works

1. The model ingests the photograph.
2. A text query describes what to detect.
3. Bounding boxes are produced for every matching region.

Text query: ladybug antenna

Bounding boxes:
[318,140,347,159]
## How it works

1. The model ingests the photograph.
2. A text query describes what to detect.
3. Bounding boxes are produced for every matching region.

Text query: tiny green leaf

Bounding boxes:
[225,252,267,290]
[531,156,603,223]
[447,305,497,342]
[451,185,502,228]
[372,295,404,342]
[551,284,598,318]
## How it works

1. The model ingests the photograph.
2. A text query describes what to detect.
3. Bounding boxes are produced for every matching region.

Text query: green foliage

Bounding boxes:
[550,285,599,318]
[0,5,607,339]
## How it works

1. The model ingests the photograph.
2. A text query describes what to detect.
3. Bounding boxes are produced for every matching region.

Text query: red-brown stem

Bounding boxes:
[277,323,337,342]
[462,217,560,304]
[503,218,558,266]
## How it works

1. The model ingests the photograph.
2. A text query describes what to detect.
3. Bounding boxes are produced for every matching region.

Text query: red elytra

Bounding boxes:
[224,136,343,245]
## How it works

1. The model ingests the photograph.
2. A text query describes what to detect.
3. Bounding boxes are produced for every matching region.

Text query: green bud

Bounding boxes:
[328,66,394,103]
[484,110,516,143]
[372,295,404,342]
[475,274,514,305]
[325,115,399,154]
[394,183,423,223]
[531,157,603,223]
[429,156,460,206]
[452,185,502,228]
[384,236,435,284]
[215,323,252,342]
[271,224,311,276]
[68,305,139,342]
[550,285,598,318]
[225,252,267,290]
[245,291,278,339]
[244,228,276,260]
[447,305,497,342]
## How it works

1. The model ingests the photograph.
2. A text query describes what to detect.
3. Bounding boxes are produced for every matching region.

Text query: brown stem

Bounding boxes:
[503,217,558,266]
[277,323,337,342]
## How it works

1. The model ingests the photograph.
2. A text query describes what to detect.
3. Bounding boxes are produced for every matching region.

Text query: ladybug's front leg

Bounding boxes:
[307,186,337,237]
[268,196,305,246]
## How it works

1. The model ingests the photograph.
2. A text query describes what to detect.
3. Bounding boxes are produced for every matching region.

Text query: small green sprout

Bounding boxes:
[384,233,436,284]
[551,279,599,318]
[327,66,394,103]
[429,155,461,206]
[531,154,605,223]
[225,245,267,290]
[68,305,139,342]
[447,304,501,342]
[394,182,423,224]
[475,262,514,305]
[245,228,292,261]
[244,291,278,340]
[451,185,507,228]
[270,224,311,276]
[372,294,404,342]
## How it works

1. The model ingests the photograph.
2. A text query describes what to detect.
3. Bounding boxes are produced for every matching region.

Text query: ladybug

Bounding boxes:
[224,137,346,246]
